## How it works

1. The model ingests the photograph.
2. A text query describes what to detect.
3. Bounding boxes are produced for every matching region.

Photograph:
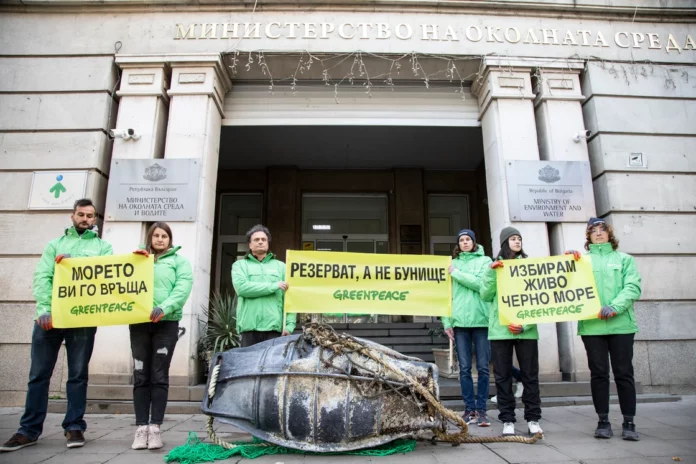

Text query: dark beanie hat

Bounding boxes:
[457,229,476,242]
[587,217,606,228]
[500,226,522,246]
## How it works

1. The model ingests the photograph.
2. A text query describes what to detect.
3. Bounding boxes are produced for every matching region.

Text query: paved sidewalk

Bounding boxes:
[1,396,694,464]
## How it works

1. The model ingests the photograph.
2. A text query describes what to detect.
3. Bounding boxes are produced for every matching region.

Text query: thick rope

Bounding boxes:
[205,325,541,448]
[302,324,542,445]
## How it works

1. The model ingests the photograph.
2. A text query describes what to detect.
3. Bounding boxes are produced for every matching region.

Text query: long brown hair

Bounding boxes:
[584,223,619,251]
[146,222,174,255]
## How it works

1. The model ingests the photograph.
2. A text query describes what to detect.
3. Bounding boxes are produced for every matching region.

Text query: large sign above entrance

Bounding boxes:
[105,159,201,222]
[505,160,594,222]
[175,21,695,56]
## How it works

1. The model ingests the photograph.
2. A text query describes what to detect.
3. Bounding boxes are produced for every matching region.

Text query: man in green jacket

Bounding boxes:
[1,199,113,453]
[232,224,296,347]
[568,218,642,441]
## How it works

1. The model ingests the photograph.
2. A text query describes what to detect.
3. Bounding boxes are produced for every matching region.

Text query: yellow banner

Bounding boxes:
[51,253,154,328]
[496,255,601,325]
[285,250,452,317]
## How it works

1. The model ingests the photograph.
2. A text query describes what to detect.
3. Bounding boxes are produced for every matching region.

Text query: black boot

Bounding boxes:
[622,421,640,441]
[594,419,613,439]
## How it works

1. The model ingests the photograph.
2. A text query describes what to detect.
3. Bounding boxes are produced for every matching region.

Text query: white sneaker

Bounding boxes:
[131,425,148,450]
[491,395,498,403]
[514,382,524,398]
[502,422,515,436]
[528,421,544,437]
[147,424,163,450]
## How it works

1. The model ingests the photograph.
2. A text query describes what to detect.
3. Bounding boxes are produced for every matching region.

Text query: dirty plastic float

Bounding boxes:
[201,324,542,452]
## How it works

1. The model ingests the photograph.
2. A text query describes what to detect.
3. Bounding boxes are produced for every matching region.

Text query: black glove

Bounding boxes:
[150,307,165,323]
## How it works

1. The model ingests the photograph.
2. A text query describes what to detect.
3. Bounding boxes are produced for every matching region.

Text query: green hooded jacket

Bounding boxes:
[577,242,642,336]
[33,226,113,319]
[479,256,539,341]
[232,252,296,334]
[442,245,492,329]
[152,246,193,322]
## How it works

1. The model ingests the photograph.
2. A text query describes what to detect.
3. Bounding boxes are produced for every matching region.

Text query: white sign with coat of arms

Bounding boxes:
[105,159,201,221]
[505,160,595,222]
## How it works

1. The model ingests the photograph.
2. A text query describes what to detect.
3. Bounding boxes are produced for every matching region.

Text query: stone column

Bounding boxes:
[472,58,559,381]
[163,54,230,385]
[533,63,594,381]
[90,58,170,385]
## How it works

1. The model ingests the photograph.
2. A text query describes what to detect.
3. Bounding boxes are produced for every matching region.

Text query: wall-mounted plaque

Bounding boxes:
[505,160,594,222]
[105,159,201,222]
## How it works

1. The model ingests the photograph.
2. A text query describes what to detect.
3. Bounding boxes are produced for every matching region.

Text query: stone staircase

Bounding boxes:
[48,323,681,414]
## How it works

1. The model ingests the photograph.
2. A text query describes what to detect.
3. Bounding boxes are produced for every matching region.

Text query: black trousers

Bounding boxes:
[491,339,542,423]
[582,333,636,417]
[129,321,179,425]
[240,330,282,348]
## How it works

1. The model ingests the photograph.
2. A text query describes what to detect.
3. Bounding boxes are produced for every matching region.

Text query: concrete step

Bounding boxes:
[86,384,205,402]
[443,393,682,411]
[438,379,644,399]
[48,393,681,416]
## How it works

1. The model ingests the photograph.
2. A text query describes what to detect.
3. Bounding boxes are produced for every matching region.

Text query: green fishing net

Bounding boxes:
[165,432,417,463]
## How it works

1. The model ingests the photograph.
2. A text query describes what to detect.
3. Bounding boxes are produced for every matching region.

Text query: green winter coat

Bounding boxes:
[33,226,113,319]
[577,242,642,336]
[479,256,539,341]
[232,253,296,334]
[442,245,492,329]
[152,246,193,322]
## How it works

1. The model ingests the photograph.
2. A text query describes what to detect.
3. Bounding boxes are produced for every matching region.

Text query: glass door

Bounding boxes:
[300,194,390,325]
[215,193,263,299]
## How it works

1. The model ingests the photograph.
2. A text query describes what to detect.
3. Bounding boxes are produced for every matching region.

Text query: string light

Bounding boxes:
[224,49,696,102]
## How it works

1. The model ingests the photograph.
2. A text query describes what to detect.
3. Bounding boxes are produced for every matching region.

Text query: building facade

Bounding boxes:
[1,0,695,405]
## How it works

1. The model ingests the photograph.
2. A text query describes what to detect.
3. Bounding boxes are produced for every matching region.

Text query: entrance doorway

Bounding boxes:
[299,194,390,324]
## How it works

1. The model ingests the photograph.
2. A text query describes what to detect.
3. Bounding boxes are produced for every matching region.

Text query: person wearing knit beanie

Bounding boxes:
[499,226,521,247]
[479,225,541,438]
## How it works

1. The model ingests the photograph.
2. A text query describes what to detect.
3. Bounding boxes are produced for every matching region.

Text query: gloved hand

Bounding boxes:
[55,254,71,264]
[150,307,165,323]
[565,250,581,261]
[37,314,53,330]
[490,260,504,269]
[508,324,524,335]
[598,306,617,320]
[133,249,149,258]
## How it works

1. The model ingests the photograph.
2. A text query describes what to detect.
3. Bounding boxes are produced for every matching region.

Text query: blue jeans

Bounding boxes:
[454,327,491,412]
[18,325,97,439]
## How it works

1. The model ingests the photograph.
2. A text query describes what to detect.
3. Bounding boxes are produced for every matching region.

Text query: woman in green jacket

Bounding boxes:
[480,227,542,438]
[567,218,642,441]
[130,222,193,451]
[442,229,492,427]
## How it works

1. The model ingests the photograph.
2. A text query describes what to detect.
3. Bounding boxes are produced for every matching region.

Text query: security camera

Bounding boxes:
[108,128,141,141]
[573,130,592,143]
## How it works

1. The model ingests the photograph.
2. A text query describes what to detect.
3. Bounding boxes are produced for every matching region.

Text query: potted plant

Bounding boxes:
[198,291,240,375]
[428,326,459,379]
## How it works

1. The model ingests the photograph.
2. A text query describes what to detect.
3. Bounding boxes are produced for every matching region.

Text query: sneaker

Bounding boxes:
[528,421,543,437]
[514,382,524,398]
[65,430,85,449]
[131,425,149,450]
[0,433,37,452]
[594,420,613,439]
[622,421,640,441]
[502,422,515,436]
[147,424,163,450]
[491,395,498,404]
[463,410,477,425]
[477,411,491,427]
